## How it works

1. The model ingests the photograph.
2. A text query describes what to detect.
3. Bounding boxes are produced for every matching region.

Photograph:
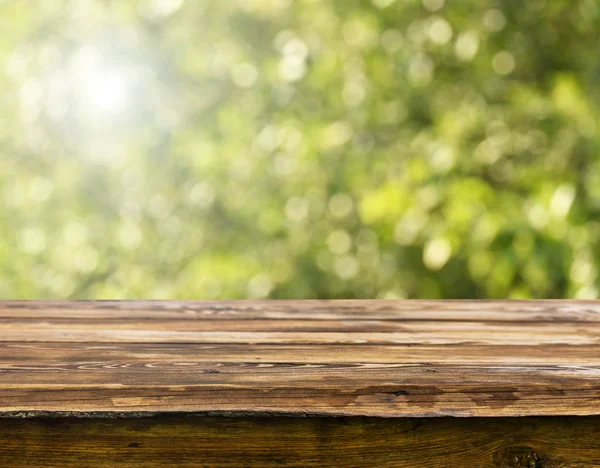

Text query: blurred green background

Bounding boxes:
[1,0,599,299]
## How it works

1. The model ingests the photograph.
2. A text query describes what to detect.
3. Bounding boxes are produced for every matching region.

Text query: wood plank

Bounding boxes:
[1,415,600,467]
[1,343,598,365]
[1,300,600,321]
[0,300,599,417]
[0,320,597,344]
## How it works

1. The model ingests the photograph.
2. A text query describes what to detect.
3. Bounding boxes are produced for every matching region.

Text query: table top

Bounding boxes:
[0,300,598,417]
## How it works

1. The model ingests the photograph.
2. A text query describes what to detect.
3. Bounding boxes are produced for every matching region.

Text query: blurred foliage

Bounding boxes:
[1,0,600,299]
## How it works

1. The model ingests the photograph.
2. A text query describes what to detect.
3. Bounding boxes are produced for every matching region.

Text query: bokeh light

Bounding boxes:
[0,0,599,299]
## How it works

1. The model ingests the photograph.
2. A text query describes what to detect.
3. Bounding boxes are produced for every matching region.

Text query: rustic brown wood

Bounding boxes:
[0,300,599,417]
[2,414,600,467]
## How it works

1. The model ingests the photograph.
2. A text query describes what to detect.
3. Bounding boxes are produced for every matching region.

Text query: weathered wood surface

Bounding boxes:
[2,415,600,467]
[0,300,599,417]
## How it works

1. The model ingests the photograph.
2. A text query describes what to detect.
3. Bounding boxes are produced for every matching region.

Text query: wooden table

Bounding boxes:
[1,300,599,467]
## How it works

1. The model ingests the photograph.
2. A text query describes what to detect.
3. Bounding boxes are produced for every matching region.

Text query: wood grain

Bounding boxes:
[2,415,600,467]
[0,300,599,417]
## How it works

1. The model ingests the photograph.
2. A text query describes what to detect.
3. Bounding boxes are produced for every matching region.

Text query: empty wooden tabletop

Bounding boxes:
[0,300,599,417]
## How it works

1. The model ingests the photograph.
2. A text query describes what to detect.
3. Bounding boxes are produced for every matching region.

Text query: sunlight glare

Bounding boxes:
[72,46,137,119]
[80,69,131,115]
